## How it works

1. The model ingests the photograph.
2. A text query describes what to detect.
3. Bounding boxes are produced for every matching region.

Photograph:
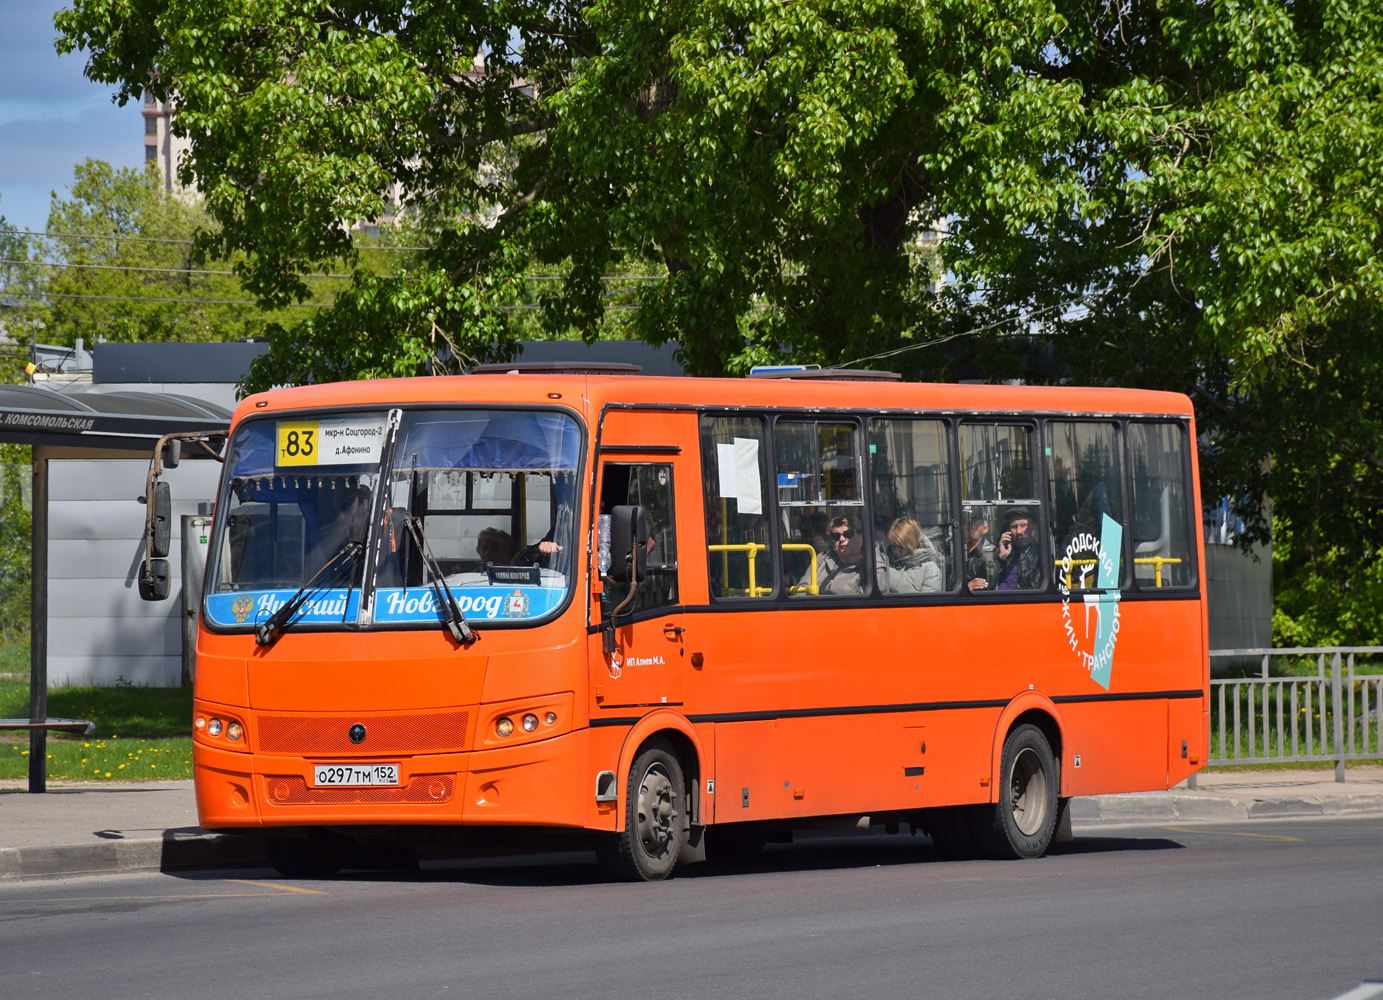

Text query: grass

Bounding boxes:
[3,736,193,781]
[0,658,194,781]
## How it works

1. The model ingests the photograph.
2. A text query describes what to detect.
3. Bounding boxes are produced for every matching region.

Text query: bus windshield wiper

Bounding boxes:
[255,540,363,648]
[401,514,477,647]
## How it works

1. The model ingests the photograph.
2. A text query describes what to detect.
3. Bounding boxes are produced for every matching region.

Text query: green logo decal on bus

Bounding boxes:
[1059,513,1123,690]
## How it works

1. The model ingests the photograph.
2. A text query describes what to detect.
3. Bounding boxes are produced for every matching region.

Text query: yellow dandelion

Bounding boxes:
[104,772,111,777]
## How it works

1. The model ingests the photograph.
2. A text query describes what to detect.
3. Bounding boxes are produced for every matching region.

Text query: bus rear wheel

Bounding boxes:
[597,739,685,882]
[972,723,1058,860]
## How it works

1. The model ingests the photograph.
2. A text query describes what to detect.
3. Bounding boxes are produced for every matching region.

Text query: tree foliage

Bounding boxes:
[55,0,1383,638]
[0,445,31,644]
[4,160,339,351]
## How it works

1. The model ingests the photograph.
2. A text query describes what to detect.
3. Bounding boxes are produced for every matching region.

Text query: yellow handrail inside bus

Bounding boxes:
[708,542,772,596]
[707,542,821,596]
[1136,556,1182,588]
[1055,556,1184,588]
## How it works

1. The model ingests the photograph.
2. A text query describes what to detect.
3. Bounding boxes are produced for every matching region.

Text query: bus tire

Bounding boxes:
[972,723,1058,860]
[264,830,352,878]
[597,738,685,882]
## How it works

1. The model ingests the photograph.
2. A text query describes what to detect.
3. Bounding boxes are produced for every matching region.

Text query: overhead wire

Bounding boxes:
[3,290,641,311]
[0,228,432,251]
[0,254,666,283]
[831,296,1094,370]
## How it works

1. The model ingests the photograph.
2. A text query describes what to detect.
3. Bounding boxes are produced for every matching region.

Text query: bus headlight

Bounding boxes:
[226,722,244,741]
[496,717,514,738]
[207,718,223,737]
[522,714,539,733]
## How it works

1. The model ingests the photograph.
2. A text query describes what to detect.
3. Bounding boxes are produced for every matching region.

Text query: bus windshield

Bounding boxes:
[203,407,582,632]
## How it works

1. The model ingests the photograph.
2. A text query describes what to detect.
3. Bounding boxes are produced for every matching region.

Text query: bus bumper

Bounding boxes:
[194,729,590,831]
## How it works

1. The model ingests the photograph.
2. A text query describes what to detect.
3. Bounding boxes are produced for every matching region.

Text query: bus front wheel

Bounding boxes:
[598,738,685,882]
[972,723,1058,860]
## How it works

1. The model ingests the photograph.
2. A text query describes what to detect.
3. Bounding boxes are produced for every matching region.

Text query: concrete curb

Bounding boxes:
[0,831,267,880]
[1072,791,1383,825]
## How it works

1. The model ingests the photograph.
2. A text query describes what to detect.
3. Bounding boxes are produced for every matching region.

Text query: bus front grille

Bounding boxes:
[256,711,470,755]
[264,774,455,805]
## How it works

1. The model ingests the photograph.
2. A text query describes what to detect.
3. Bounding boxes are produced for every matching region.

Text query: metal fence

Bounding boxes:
[1197,647,1383,784]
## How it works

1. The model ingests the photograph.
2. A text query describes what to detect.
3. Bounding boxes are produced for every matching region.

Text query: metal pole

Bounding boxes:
[27,449,49,793]
[1332,651,1346,782]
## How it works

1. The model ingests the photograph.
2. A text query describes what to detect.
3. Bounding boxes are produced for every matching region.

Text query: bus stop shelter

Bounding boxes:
[0,383,229,792]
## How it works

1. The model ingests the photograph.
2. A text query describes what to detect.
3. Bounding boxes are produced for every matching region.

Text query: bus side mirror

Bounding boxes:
[162,438,181,469]
[139,558,170,601]
[608,505,647,584]
[149,481,172,558]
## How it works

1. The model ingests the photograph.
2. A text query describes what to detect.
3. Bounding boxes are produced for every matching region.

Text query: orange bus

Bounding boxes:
[180,364,1208,879]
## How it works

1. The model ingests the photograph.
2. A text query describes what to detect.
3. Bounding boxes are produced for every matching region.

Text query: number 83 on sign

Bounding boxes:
[277,420,319,465]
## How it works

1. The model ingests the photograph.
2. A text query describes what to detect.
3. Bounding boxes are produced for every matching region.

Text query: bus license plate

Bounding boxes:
[313,764,400,787]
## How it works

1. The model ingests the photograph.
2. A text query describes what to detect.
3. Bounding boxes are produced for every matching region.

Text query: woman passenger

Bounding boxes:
[879,517,943,593]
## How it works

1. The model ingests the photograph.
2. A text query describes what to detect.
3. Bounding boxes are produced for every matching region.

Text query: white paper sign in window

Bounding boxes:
[717,438,762,514]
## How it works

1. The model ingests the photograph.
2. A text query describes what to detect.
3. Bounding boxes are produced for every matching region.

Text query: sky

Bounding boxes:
[0,1,144,234]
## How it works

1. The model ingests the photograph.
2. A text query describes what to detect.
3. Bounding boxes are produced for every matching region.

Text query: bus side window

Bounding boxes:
[701,415,773,599]
[1047,421,1125,592]
[777,419,868,598]
[869,418,953,594]
[959,422,1044,593]
[1129,422,1195,589]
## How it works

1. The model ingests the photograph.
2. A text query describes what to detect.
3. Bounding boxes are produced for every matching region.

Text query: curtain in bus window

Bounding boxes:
[958,423,1043,592]
[1047,422,1125,593]
[700,415,772,598]
[1129,422,1194,589]
[776,419,868,598]
[869,419,953,594]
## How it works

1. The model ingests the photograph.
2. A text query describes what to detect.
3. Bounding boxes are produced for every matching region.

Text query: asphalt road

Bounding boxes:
[3,818,1379,1000]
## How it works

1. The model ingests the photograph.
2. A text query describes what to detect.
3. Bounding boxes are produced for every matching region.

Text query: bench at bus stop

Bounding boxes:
[1,718,96,793]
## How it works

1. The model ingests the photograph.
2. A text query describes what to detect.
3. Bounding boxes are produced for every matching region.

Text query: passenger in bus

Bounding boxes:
[994,506,1043,591]
[879,517,943,593]
[476,527,517,567]
[964,509,995,592]
[800,513,867,595]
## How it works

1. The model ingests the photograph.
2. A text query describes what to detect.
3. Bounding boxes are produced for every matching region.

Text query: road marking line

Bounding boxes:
[1163,826,1304,842]
[228,878,327,895]
[5,893,294,902]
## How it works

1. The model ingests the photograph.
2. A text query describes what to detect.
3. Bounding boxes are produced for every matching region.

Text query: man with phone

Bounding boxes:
[994,506,1042,591]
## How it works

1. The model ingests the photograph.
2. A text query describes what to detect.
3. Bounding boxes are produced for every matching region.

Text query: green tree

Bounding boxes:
[31,160,332,347]
[56,1,1383,640]
[0,444,31,644]
[1,199,45,357]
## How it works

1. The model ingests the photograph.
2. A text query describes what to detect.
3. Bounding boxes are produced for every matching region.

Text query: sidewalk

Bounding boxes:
[3,767,1383,879]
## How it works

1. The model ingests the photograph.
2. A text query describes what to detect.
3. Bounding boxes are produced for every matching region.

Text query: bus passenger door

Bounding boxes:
[591,435,687,709]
